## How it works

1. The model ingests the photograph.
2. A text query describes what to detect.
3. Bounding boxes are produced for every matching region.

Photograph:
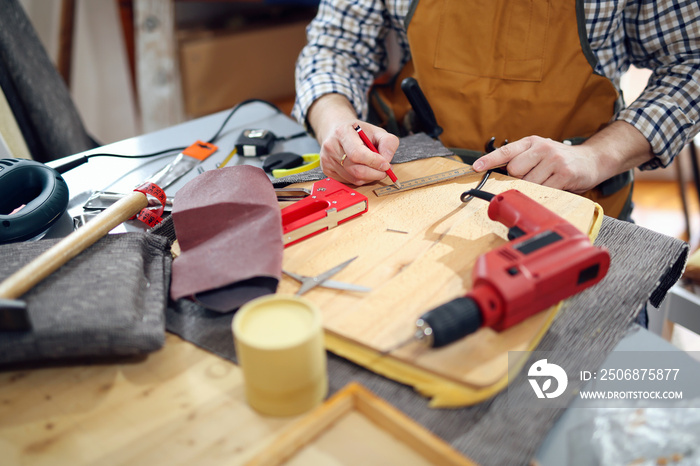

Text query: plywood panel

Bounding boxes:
[278,157,598,392]
[135,0,186,132]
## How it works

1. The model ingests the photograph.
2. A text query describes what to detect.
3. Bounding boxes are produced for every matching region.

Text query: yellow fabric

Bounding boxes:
[374,0,619,152]
[683,246,700,283]
[324,203,606,408]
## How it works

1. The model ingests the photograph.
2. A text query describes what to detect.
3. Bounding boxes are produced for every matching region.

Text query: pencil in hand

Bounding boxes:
[353,125,402,190]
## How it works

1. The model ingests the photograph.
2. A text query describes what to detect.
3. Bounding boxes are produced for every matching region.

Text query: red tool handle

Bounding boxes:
[487,189,575,237]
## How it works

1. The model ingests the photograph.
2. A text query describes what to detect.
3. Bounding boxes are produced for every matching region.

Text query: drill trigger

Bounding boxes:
[507,226,526,240]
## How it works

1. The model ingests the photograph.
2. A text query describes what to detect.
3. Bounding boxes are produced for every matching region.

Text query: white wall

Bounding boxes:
[18,0,61,62]
[19,0,140,145]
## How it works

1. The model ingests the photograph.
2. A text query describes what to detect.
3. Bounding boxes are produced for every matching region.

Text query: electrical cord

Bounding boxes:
[461,138,508,204]
[460,171,493,203]
[204,98,281,143]
[275,131,307,142]
[54,99,290,174]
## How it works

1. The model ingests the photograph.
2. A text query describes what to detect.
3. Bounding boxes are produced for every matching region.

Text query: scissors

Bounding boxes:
[283,256,371,295]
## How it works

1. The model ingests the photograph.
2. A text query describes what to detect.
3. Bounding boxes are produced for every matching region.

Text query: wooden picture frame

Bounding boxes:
[247,382,478,466]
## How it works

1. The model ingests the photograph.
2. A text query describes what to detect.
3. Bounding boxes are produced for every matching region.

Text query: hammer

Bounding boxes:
[0,191,150,331]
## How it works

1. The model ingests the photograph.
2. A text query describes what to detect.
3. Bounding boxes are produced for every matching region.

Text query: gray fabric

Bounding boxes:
[154,134,690,465]
[271,132,454,187]
[0,0,96,162]
[0,232,171,365]
[161,214,688,465]
[156,133,690,464]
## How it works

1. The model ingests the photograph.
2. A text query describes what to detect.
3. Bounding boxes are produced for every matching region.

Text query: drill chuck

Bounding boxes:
[420,297,483,348]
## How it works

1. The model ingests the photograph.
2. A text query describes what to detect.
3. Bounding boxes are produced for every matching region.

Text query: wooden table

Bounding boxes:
[3,103,688,465]
[0,334,286,465]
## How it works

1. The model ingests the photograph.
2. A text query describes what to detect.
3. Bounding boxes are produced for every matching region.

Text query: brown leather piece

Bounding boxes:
[169,166,283,312]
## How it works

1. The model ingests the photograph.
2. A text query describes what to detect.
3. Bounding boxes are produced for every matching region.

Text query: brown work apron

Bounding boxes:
[370,0,632,218]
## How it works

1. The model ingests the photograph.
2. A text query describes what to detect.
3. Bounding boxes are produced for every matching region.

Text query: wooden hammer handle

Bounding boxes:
[0,191,149,300]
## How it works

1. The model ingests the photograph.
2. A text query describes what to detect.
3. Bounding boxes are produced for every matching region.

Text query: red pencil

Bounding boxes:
[354,125,402,189]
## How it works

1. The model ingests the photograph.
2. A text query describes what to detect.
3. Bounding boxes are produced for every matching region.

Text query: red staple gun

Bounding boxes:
[280,178,368,247]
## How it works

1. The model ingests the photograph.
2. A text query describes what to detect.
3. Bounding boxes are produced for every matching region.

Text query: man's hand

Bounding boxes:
[473,137,602,194]
[472,121,655,193]
[307,94,399,186]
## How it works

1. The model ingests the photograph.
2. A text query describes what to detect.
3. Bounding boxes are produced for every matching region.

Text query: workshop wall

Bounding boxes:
[178,17,309,118]
[17,1,678,183]
[18,0,316,144]
[19,0,139,145]
[174,2,317,117]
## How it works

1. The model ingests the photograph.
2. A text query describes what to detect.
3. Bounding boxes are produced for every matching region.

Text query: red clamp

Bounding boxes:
[133,182,166,227]
[281,178,368,247]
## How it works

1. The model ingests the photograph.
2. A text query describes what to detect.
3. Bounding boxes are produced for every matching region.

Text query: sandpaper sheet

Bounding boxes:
[170,165,283,312]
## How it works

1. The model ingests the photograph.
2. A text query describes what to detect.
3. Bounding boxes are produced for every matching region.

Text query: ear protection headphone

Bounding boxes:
[0,158,69,244]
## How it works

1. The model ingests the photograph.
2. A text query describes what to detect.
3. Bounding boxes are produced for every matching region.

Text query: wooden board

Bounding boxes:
[0,340,476,465]
[134,0,186,132]
[0,334,296,465]
[278,157,599,398]
[247,383,477,466]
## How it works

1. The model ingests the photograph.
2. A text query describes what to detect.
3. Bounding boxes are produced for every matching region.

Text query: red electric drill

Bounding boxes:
[401,188,610,349]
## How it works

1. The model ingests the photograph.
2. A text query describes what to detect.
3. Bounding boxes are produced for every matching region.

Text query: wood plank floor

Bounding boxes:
[632,179,699,251]
[633,177,700,355]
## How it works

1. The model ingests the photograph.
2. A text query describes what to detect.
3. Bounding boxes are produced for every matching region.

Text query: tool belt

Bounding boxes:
[581,170,634,221]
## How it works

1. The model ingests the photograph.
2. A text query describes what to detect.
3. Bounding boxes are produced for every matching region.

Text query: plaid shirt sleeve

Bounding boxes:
[588,0,700,169]
[292,0,410,131]
[620,0,700,169]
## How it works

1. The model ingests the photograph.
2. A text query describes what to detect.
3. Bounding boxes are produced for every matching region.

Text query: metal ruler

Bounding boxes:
[373,166,479,197]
